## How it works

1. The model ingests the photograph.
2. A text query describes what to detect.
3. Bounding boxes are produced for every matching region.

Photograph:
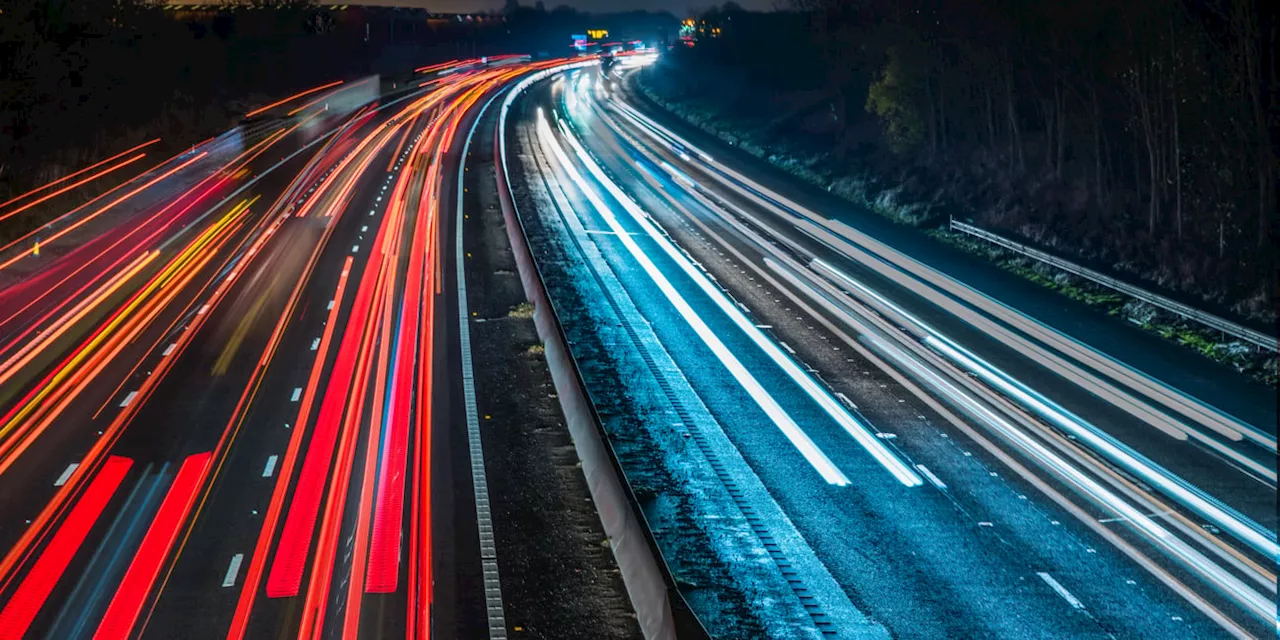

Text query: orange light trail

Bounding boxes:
[0,153,148,225]
[0,168,232,381]
[225,259,353,640]
[0,152,207,272]
[414,59,461,74]
[245,80,344,118]
[0,456,133,637]
[93,452,212,639]
[0,199,254,598]
[0,138,159,212]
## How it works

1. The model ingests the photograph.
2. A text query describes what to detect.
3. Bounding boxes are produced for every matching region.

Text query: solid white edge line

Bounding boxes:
[460,86,509,639]
[537,113,850,487]
[552,109,918,487]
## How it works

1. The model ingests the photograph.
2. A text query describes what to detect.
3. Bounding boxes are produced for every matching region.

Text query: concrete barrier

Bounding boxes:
[493,63,708,640]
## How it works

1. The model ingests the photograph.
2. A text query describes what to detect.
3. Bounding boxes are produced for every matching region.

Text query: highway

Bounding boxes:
[501,58,1276,638]
[0,59,573,639]
[0,51,1274,640]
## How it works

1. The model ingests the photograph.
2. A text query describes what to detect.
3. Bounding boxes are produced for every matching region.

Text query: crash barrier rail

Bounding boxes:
[949,218,1276,352]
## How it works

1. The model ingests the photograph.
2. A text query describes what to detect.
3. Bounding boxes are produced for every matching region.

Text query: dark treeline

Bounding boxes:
[0,0,462,196]
[0,0,671,207]
[663,1,1278,320]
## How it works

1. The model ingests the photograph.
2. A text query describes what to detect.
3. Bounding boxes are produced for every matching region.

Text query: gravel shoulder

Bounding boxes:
[461,108,641,640]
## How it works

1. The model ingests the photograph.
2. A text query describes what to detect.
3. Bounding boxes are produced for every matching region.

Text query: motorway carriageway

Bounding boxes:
[0,59,575,639]
[505,61,1276,638]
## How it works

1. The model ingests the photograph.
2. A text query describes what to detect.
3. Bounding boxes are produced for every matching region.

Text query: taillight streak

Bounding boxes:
[266,172,397,596]
[0,153,208,272]
[93,452,212,639]
[0,202,253,593]
[0,456,133,638]
[0,153,149,225]
[225,257,353,640]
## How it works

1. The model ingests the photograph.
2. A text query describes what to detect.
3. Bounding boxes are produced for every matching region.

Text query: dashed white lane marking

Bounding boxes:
[162,343,177,357]
[351,245,359,253]
[310,338,320,350]
[54,463,79,487]
[222,554,245,587]
[915,464,947,490]
[262,455,278,478]
[1098,510,1174,524]
[326,299,334,310]
[119,391,138,408]
[197,304,210,316]
[1037,572,1085,609]
[779,341,796,355]
[290,387,302,402]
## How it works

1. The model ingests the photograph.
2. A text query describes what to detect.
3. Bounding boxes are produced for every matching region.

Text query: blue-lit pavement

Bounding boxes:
[504,61,1277,638]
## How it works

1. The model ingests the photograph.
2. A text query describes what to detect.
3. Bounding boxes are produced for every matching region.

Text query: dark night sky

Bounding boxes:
[171,1,777,18]
[371,1,773,16]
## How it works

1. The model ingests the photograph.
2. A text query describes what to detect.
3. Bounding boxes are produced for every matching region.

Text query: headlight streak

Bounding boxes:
[810,259,1278,561]
[612,98,1272,457]
[535,112,855,487]
[547,108,922,487]
[582,80,1277,632]
[607,83,1276,555]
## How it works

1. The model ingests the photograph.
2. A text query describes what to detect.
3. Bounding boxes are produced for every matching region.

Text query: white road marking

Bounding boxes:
[197,304,210,315]
[326,300,334,310]
[1098,510,1174,524]
[162,343,177,357]
[54,463,79,487]
[290,387,302,402]
[1037,572,1085,609]
[222,554,244,587]
[351,245,359,253]
[119,391,138,408]
[262,455,278,478]
[310,338,320,350]
[915,464,947,489]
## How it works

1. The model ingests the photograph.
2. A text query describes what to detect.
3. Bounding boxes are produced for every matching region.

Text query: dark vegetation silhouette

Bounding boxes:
[643,1,1278,321]
[0,0,672,232]
[0,0,458,192]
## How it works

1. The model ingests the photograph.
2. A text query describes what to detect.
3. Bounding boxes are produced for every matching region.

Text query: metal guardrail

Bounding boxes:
[949,218,1277,352]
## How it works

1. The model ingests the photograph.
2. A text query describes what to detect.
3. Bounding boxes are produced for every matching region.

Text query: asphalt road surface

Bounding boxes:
[502,59,1276,639]
[0,59,614,640]
[0,51,1274,640]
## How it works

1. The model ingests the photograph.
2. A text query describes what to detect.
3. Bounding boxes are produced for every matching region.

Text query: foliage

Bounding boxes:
[0,0,677,205]
[865,45,926,154]
[655,0,1278,324]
